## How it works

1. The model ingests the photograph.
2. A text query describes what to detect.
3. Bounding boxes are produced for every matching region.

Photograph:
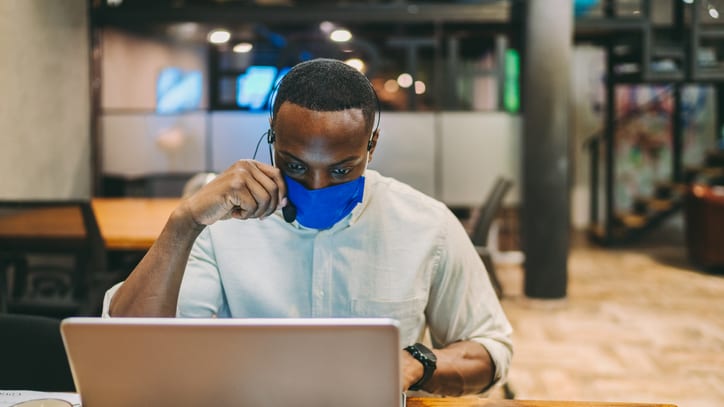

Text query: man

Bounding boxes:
[105,58,512,396]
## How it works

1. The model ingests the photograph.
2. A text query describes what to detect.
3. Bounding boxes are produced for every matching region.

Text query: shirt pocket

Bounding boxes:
[351,297,427,345]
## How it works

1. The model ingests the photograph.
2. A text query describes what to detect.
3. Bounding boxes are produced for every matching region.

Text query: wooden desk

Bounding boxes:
[0,395,675,407]
[91,198,180,251]
[0,206,86,241]
[406,398,675,407]
[0,201,103,302]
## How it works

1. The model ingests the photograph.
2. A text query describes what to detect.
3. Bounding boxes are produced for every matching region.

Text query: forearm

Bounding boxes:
[109,204,205,317]
[404,341,494,396]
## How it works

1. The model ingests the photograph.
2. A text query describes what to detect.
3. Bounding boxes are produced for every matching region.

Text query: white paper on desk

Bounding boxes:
[0,391,81,407]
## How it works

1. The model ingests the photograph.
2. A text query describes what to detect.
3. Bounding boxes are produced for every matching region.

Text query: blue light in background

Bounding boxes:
[156,67,203,114]
[236,66,291,111]
[574,0,599,17]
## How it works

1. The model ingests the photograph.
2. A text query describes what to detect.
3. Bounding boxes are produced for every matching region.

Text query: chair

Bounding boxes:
[468,177,516,399]
[468,177,513,299]
[0,313,75,391]
[0,200,107,317]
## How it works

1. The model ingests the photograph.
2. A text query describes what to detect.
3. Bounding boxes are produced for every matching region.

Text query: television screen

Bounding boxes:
[236,66,292,111]
[236,66,277,110]
[156,67,203,114]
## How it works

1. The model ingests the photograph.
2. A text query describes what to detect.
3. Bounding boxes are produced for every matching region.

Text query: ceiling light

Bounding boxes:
[397,73,413,88]
[344,58,365,73]
[233,42,254,53]
[330,29,352,42]
[384,79,399,93]
[208,29,231,44]
[414,80,426,95]
[709,6,720,18]
[319,21,335,33]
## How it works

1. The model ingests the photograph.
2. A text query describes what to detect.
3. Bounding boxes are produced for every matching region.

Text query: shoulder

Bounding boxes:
[363,170,455,224]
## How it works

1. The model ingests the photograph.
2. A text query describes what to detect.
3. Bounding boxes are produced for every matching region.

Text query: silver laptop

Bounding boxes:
[61,317,402,407]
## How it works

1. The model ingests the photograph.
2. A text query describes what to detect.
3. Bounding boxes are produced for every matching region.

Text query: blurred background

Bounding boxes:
[0,0,722,405]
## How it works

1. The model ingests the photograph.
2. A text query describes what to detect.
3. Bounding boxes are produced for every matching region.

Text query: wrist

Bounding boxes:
[171,201,207,233]
[404,343,437,391]
[161,204,206,250]
[402,351,424,389]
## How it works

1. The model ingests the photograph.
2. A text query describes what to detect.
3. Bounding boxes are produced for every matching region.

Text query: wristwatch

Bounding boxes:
[404,343,437,390]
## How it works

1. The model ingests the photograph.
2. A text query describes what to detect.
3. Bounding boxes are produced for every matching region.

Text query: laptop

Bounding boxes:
[60,317,402,407]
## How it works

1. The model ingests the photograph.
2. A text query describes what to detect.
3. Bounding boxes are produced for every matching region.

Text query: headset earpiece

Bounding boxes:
[367,135,374,151]
[267,129,276,144]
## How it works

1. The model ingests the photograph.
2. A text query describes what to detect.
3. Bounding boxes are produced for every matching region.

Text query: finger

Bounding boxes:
[229,206,244,220]
[232,168,274,219]
[230,186,260,219]
[245,178,273,219]
[225,161,272,219]
[246,162,281,217]
[256,163,287,209]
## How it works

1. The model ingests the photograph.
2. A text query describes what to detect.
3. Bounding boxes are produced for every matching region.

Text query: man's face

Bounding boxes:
[272,102,376,190]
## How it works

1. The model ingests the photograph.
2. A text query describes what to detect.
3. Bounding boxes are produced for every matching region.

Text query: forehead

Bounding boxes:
[273,102,370,147]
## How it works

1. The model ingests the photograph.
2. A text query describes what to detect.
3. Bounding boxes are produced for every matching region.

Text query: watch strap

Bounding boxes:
[405,343,437,391]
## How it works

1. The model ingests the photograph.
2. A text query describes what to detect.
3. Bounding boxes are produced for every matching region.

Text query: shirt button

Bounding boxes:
[317,290,325,297]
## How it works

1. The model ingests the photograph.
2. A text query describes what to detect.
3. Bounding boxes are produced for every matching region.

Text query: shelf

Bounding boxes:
[575,17,647,38]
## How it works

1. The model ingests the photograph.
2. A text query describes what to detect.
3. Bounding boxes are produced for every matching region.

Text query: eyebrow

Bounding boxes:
[278,151,362,167]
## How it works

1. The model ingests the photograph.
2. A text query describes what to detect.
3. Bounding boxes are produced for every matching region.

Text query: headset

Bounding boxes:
[254,68,381,158]
[252,63,382,223]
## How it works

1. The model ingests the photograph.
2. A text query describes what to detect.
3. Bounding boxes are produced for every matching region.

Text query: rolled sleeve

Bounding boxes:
[100,228,226,318]
[426,209,514,387]
[177,227,226,317]
[101,281,123,318]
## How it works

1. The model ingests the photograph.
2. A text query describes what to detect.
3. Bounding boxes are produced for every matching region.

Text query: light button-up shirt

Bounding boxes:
[103,170,513,385]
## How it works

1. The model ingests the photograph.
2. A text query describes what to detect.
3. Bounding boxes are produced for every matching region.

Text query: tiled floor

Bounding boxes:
[492,218,724,407]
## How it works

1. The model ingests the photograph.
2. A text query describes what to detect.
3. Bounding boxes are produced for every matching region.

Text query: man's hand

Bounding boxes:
[400,341,495,396]
[183,160,287,226]
[401,350,425,391]
[108,160,287,317]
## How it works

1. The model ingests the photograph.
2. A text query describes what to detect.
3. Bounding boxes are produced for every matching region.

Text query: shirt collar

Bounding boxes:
[348,168,376,226]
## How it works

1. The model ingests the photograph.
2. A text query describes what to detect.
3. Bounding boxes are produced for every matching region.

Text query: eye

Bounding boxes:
[285,162,306,174]
[331,167,352,177]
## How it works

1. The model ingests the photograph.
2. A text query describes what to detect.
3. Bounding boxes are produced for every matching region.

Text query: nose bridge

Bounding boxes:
[305,167,332,190]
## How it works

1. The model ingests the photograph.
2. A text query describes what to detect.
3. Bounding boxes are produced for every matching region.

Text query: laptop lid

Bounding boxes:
[60,317,401,407]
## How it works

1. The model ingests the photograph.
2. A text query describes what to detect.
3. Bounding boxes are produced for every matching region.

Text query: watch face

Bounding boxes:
[413,343,437,364]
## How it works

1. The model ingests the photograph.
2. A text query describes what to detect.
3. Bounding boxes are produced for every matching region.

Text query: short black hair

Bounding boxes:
[272,58,378,132]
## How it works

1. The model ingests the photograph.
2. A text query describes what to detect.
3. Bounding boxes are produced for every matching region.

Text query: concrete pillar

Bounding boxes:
[0,0,90,199]
[521,0,572,299]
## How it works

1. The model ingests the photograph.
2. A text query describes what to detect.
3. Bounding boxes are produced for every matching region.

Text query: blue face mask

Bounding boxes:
[283,174,365,230]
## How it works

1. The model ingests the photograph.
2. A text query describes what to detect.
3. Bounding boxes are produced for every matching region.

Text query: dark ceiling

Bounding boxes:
[93,0,511,25]
[100,0,505,5]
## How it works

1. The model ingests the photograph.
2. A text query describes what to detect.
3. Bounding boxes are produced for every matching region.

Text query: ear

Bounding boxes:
[367,128,380,163]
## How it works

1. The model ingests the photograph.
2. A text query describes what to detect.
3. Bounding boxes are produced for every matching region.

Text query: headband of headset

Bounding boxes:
[266,66,381,151]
